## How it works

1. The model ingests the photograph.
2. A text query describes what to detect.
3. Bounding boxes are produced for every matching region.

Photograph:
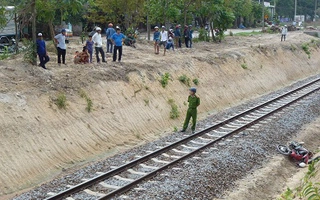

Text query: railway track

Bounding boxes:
[46,77,320,200]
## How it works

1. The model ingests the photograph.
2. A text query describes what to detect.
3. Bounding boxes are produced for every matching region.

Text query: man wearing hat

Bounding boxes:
[181,87,200,134]
[174,24,181,48]
[281,25,288,42]
[92,27,106,63]
[111,27,126,62]
[36,33,49,69]
[153,26,160,54]
[54,29,67,65]
[106,23,115,53]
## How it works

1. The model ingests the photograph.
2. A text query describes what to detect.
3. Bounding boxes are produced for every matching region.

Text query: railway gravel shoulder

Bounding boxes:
[12,74,320,200]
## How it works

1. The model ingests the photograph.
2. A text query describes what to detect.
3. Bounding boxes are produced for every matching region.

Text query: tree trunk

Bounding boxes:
[184,1,187,25]
[14,11,19,54]
[210,21,215,42]
[49,20,57,54]
[31,0,37,65]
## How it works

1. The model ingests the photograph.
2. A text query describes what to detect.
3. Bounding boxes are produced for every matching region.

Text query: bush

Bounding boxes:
[55,93,67,109]
[198,28,210,42]
[22,39,37,64]
[192,78,199,85]
[241,64,248,69]
[0,46,10,60]
[302,43,311,59]
[160,72,171,88]
[168,99,179,119]
[178,74,190,86]
[80,90,93,112]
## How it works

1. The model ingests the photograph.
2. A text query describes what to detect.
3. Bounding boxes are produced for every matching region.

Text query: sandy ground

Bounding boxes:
[221,117,320,200]
[0,31,320,197]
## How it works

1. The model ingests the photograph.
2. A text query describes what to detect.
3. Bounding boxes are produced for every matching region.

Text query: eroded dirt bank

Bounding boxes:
[0,32,319,196]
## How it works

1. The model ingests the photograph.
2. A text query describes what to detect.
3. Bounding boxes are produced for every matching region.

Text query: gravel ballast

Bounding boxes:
[13,74,320,200]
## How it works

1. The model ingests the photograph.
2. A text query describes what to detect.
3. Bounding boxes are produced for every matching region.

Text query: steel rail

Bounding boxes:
[46,77,320,200]
[99,82,320,199]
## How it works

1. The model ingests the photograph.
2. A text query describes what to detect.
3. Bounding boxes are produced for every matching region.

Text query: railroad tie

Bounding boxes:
[139,163,159,170]
[127,168,148,176]
[84,189,105,197]
[151,158,170,164]
[171,148,190,154]
[99,182,121,190]
[114,175,134,182]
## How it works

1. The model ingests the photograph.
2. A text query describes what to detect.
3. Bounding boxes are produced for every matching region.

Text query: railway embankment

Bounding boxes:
[1,32,320,197]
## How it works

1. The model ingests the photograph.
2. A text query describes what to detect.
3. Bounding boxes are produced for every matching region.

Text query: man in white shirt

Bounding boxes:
[281,25,288,42]
[92,27,106,63]
[54,29,67,65]
[160,26,168,56]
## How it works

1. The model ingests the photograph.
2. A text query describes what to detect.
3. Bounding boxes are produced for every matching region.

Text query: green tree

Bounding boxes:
[194,0,235,41]
[87,0,145,29]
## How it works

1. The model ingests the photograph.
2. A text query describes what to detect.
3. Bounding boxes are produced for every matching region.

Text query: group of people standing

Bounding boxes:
[84,24,126,63]
[36,23,132,69]
[153,24,194,56]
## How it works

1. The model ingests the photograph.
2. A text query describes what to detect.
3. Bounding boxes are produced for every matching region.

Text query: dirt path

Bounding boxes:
[220,117,320,200]
[1,31,320,197]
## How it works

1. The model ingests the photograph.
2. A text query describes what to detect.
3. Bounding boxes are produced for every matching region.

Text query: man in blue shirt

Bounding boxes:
[106,23,115,53]
[111,27,126,62]
[174,24,181,48]
[153,26,160,54]
[36,33,49,69]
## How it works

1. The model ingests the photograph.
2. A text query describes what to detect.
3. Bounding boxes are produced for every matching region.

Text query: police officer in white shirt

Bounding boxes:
[92,27,106,63]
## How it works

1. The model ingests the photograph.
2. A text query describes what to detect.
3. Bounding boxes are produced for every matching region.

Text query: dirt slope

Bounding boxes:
[0,31,320,196]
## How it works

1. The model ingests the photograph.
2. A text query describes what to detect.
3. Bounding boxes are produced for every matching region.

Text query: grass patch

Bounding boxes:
[302,43,311,59]
[173,126,178,132]
[234,31,262,36]
[168,99,179,119]
[241,63,248,69]
[55,93,67,109]
[79,90,93,112]
[279,188,294,200]
[192,78,199,86]
[178,75,191,86]
[144,99,149,106]
[160,72,171,88]
[0,46,10,60]
[278,159,320,200]
[290,44,297,52]
[135,133,142,139]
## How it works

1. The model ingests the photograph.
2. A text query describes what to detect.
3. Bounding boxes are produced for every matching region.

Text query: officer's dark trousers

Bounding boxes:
[183,108,197,131]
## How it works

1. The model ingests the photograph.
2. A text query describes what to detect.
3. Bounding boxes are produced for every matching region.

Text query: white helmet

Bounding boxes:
[96,27,101,31]
[298,162,307,168]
